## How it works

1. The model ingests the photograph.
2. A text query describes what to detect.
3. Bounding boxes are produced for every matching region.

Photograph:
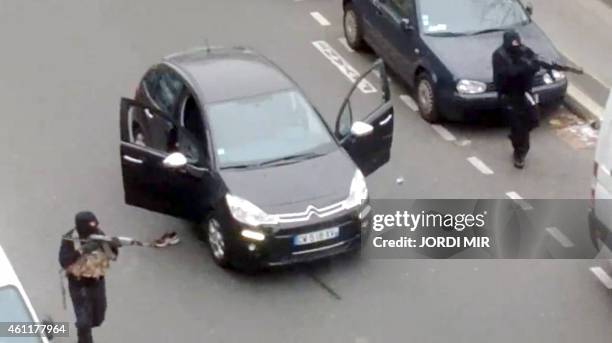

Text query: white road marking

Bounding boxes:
[545,227,575,248]
[310,12,331,26]
[467,156,494,175]
[505,192,534,210]
[455,139,471,147]
[399,94,418,112]
[431,124,456,142]
[589,266,612,289]
[338,37,354,53]
[312,41,377,94]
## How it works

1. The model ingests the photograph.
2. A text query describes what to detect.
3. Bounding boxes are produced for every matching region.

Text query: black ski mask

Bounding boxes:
[75,211,99,238]
[503,30,523,57]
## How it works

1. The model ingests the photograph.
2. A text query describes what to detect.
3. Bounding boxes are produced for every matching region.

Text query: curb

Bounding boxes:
[564,83,605,126]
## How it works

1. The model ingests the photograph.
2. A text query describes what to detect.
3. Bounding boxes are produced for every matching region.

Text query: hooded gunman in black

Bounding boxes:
[492,30,540,168]
[59,211,118,343]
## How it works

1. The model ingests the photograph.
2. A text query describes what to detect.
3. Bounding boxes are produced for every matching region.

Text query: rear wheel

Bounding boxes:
[416,72,441,123]
[343,4,366,51]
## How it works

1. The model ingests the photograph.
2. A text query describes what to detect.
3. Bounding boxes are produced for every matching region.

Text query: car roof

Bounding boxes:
[0,245,48,341]
[163,47,296,104]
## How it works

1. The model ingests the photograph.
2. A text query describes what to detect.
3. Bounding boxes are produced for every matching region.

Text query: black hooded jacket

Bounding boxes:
[492,31,540,98]
[59,212,117,285]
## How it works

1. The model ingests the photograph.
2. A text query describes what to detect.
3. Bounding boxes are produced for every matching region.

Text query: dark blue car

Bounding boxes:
[343,0,568,122]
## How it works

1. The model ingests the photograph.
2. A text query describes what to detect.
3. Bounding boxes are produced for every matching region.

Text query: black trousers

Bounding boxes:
[69,278,107,343]
[501,96,539,158]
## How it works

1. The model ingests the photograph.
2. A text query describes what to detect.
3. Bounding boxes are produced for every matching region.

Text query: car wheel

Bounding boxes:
[344,4,365,51]
[204,216,231,268]
[416,73,441,123]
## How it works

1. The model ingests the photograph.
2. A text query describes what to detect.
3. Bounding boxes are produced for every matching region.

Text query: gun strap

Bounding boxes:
[70,229,81,251]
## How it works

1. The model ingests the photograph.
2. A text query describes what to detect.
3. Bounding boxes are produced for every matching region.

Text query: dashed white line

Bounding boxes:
[399,94,418,112]
[589,266,612,289]
[505,191,534,210]
[467,156,494,175]
[431,124,456,142]
[310,12,331,26]
[311,40,377,94]
[545,227,574,248]
[338,37,354,53]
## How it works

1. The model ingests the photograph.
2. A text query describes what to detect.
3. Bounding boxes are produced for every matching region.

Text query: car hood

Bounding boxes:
[219,149,356,214]
[423,23,561,81]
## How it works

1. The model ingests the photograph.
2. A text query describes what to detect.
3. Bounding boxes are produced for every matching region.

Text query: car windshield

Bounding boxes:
[0,285,44,343]
[207,90,336,168]
[418,0,529,36]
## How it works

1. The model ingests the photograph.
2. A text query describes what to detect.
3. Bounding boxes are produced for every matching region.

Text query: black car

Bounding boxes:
[343,0,568,122]
[120,47,394,269]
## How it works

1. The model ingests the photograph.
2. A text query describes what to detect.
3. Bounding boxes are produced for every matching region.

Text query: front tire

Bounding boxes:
[416,72,441,123]
[343,4,366,51]
[203,215,231,268]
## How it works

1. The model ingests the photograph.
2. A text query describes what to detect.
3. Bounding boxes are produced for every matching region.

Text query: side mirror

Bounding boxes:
[351,121,374,137]
[525,2,533,15]
[163,152,188,169]
[400,18,414,32]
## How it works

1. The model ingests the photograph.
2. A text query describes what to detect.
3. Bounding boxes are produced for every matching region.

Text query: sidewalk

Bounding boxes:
[531,0,612,111]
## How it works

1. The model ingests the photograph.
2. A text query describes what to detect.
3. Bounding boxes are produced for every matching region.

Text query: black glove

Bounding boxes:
[81,241,100,254]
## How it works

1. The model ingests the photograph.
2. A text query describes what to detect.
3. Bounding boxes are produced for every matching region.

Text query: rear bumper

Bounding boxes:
[438,80,568,120]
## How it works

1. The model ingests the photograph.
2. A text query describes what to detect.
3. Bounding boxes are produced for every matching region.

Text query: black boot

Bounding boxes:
[513,152,525,169]
[77,327,93,343]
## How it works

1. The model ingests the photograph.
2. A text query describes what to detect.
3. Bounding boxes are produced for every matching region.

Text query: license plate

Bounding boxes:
[294,227,339,246]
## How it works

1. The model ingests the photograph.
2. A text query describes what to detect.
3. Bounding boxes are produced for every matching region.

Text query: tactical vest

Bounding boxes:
[66,230,116,279]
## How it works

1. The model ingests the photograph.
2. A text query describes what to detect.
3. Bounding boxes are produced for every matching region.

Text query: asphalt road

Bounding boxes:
[0,1,610,342]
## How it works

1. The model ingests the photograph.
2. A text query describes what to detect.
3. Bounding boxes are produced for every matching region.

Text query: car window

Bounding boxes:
[417,0,529,35]
[335,61,390,141]
[178,95,205,164]
[0,285,44,342]
[143,66,184,114]
[206,90,336,168]
[123,100,201,164]
[337,101,353,138]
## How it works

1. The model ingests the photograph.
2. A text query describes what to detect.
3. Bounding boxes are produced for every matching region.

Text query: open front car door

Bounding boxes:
[334,59,394,176]
[119,98,206,219]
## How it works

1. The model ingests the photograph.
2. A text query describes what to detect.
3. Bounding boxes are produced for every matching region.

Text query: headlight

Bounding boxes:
[343,170,368,209]
[241,229,266,241]
[551,70,566,81]
[456,80,487,94]
[543,73,554,85]
[225,194,278,227]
